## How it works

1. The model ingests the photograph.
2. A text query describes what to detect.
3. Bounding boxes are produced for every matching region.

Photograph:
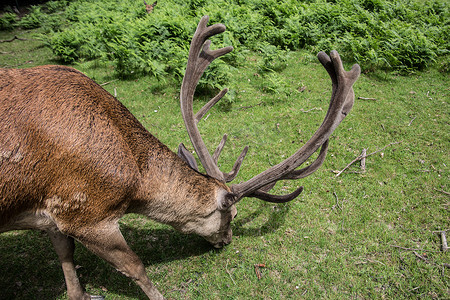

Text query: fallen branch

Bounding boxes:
[360,148,367,172]
[300,107,322,113]
[408,116,417,126]
[297,86,307,93]
[99,79,118,86]
[432,230,448,252]
[335,142,401,177]
[358,97,377,101]
[254,263,265,280]
[332,192,342,210]
[413,251,429,263]
[0,36,27,43]
[434,188,450,196]
[226,260,236,285]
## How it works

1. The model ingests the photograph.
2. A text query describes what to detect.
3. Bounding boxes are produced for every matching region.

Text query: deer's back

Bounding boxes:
[0,66,161,230]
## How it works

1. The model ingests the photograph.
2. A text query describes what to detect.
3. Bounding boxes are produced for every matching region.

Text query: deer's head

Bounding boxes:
[175,16,360,248]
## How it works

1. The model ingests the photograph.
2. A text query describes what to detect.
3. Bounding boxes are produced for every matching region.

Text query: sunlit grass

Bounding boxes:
[0,20,448,300]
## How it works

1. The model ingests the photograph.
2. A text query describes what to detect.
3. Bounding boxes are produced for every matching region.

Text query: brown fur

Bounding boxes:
[0,65,235,299]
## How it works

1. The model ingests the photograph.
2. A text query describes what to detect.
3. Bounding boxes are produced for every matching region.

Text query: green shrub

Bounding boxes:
[17,6,44,29]
[0,12,17,30]
[19,0,449,76]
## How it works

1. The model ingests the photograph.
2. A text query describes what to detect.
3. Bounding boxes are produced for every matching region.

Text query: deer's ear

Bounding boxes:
[177,143,199,171]
[218,192,237,211]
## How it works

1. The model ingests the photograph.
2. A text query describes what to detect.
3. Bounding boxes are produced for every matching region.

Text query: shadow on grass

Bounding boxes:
[0,227,208,299]
[0,204,288,299]
[233,202,291,237]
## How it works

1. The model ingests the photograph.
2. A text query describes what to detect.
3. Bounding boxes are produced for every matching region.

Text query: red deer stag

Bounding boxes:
[0,16,360,300]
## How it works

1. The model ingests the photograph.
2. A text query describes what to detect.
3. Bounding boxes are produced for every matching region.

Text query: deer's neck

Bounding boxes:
[129,142,220,227]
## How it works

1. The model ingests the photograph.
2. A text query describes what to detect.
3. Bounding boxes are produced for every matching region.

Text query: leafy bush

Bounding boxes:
[0,12,17,30]
[257,42,288,72]
[17,6,44,29]
[5,0,447,78]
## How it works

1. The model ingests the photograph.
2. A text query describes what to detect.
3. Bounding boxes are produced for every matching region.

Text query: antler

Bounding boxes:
[179,15,248,182]
[231,51,361,202]
[180,16,361,204]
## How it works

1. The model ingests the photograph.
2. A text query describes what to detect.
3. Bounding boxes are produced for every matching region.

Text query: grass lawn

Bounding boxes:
[0,24,448,299]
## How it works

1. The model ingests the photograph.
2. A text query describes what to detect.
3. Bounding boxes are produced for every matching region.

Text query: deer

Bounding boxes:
[0,16,360,300]
[143,0,157,14]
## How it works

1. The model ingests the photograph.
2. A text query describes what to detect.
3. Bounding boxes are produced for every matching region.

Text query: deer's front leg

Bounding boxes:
[47,230,94,300]
[76,223,164,300]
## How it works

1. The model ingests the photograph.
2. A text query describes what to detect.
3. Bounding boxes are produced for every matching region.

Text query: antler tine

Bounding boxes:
[212,134,228,164]
[252,186,304,203]
[180,16,248,181]
[231,51,360,202]
[280,139,329,180]
[223,145,249,182]
[245,140,328,203]
[195,88,228,125]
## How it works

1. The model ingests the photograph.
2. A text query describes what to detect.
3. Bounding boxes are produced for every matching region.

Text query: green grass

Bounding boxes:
[0,17,449,300]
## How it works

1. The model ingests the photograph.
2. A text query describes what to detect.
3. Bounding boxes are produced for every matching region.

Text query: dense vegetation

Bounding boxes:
[1,0,449,83]
[0,1,448,299]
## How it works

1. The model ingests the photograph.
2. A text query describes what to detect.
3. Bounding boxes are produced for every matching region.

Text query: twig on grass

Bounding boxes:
[332,192,343,210]
[300,107,322,113]
[413,251,429,263]
[432,230,448,252]
[335,142,400,177]
[99,79,118,86]
[358,97,377,101]
[360,148,367,172]
[434,188,450,196]
[391,245,441,253]
[408,116,417,126]
[392,244,449,273]
[254,264,265,280]
[226,260,236,285]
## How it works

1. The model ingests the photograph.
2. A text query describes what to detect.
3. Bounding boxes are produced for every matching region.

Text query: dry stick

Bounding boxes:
[226,260,236,285]
[434,188,450,196]
[358,97,377,101]
[99,79,118,86]
[254,264,265,280]
[413,251,429,263]
[335,142,401,177]
[360,148,367,171]
[440,231,448,252]
[393,244,450,272]
[408,116,417,126]
[301,107,322,113]
[333,192,342,210]
[432,230,449,252]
